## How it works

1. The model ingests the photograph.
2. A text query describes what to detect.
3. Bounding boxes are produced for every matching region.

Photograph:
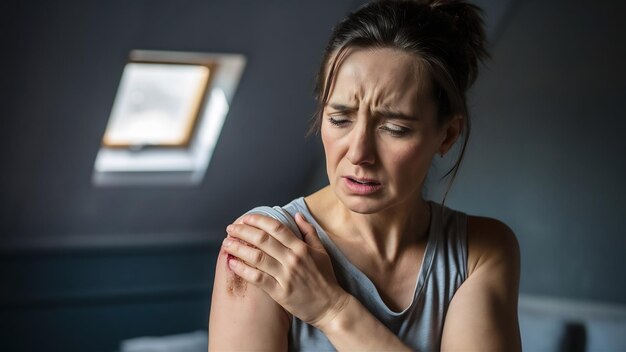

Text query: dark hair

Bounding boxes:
[308,0,489,202]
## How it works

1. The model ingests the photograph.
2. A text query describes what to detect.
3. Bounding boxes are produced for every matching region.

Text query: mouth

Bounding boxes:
[344,176,381,185]
[342,176,383,194]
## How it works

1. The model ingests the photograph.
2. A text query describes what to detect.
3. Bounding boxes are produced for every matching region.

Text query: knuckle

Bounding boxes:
[251,271,263,284]
[286,252,301,267]
[256,231,270,244]
[293,243,308,257]
[253,250,264,265]
[271,221,285,234]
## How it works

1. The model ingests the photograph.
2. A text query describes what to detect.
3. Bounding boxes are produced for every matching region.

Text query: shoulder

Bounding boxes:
[208,225,290,350]
[441,214,522,350]
[465,215,520,278]
[242,199,304,240]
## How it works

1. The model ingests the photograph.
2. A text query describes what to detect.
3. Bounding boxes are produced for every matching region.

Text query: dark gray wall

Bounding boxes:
[2,0,625,350]
[427,0,626,304]
[1,0,358,240]
[0,1,361,351]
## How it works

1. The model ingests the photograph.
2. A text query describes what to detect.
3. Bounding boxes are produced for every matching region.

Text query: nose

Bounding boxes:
[346,121,376,165]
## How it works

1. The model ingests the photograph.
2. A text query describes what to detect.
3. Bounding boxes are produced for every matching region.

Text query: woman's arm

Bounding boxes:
[315,294,412,351]
[222,213,413,351]
[441,216,522,351]
[208,219,290,351]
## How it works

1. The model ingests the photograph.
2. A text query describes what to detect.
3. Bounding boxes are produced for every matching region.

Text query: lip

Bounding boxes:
[342,176,383,195]
[346,175,380,183]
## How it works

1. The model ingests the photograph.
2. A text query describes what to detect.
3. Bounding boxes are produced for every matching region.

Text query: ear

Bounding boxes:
[438,115,463,156]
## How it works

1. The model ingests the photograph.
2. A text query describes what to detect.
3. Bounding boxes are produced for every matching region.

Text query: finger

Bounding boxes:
[241,214,301,249]
[295,213,324,250]
[226,223,289,262]
[222,236,283,277]
[226,256,279,293]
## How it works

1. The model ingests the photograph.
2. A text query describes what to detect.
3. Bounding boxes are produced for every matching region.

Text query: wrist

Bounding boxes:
[312,292,412,351]
[313,289,352,333]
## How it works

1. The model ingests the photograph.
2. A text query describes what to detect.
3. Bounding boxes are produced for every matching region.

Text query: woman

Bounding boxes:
[209,0,521,350]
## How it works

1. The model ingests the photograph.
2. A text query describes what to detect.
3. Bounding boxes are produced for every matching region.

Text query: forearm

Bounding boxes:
[317,294,412,351]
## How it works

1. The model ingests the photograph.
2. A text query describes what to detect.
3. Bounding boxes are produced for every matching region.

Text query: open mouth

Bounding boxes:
[343,176,383,194]
[348,177,380,185]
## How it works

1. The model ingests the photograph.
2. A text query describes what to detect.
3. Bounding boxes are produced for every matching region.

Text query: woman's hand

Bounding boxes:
[221,212,349,328]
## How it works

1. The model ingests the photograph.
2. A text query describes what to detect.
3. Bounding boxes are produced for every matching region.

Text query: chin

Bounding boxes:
[332,180,422,215]
[333,186,390,214]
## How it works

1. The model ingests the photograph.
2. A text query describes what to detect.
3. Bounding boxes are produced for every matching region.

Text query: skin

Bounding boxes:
[208,47,521,351]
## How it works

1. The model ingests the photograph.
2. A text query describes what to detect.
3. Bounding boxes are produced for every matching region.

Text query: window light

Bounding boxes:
[102,63,210,148]
[93,50,246,186]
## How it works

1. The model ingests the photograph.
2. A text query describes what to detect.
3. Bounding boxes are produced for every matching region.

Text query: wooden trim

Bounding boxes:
[102,60,218,149]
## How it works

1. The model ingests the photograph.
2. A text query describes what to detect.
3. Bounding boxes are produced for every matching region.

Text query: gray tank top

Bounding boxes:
[245,196,468,351]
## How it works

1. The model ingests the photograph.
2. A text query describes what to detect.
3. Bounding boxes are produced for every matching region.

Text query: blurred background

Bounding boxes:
[1,0,625,351]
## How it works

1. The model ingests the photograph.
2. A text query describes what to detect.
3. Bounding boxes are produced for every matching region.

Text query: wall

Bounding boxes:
[428,0,626,304]
[0,0,358,240]
[0,1,360,351]
[3,0,625,350]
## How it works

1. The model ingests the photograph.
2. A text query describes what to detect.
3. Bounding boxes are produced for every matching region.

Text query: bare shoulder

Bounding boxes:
[208,230,289,351]
[440,215,522,350]
[465,215,520,278]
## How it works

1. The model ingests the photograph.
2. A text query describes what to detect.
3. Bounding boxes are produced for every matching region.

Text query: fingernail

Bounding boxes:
[226,224,234,232]
[223,238,232,247]
[228,258,238,267]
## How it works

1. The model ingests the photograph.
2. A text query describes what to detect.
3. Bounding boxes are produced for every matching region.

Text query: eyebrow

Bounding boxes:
[327,103,417,121]
[376,108,418,121]
[328,103,357,112]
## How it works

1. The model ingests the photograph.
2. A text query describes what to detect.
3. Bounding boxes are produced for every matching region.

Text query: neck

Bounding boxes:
[309,186,431,263]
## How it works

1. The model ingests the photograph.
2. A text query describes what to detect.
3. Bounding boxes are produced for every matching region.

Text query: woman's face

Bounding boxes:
[321,47,459,214]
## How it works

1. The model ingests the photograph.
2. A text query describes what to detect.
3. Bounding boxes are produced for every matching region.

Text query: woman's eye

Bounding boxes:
[381,124,409,137]
[328,117,350,126]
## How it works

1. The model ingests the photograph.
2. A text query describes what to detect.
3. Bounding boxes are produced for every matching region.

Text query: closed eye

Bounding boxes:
[328,116,350,126]
[381,123,410,137]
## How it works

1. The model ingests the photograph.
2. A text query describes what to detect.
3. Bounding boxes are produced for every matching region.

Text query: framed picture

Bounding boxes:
[102,61,214,148]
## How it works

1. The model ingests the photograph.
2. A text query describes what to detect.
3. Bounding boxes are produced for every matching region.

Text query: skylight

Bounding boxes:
[103,63,210,148]
[93,50,246,186]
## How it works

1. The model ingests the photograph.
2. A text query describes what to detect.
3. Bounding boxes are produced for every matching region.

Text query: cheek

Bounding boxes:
[385,141,433,181]
[321,128,339,178]
[321,127,342,162]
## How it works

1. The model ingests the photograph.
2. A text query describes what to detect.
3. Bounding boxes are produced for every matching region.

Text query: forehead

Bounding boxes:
[327,47,433,108]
